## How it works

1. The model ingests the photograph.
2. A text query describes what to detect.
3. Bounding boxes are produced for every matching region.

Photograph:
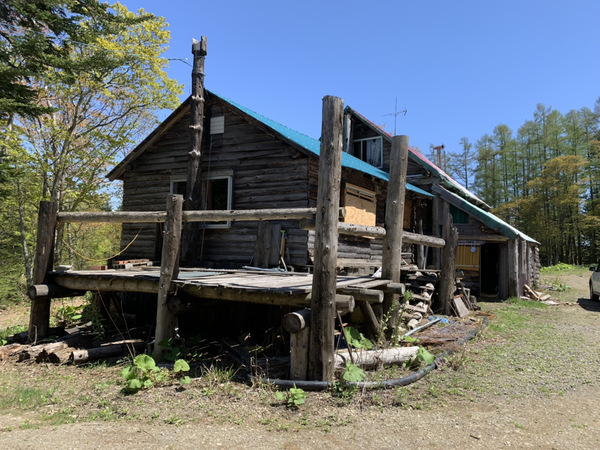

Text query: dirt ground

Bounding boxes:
[1,271,600,449]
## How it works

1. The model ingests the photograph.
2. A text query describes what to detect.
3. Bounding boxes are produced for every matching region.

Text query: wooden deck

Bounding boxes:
[49,267,400,312]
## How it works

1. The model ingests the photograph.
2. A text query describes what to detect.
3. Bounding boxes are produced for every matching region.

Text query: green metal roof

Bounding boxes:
[211,91,432,198]
[435,185,539,243]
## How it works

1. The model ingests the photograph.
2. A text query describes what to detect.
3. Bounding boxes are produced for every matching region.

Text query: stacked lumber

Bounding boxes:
[112,258,153,270]
[400,268,438,329]
[523,284,552,302]
[451,276,480,318]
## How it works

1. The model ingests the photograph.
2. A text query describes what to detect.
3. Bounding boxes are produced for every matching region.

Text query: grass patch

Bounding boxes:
[0,386,57,410]
[0,324,27,345]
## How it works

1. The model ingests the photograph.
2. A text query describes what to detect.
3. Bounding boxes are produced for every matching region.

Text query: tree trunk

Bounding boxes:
[16,181,33,285]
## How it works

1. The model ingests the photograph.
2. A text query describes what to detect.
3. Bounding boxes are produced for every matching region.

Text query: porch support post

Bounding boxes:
[381,135,409,339]
[508,239,519,298]
[153,194,183,361]
[308,95,344,382]
[439,210,458,315]
[28,201,58,343]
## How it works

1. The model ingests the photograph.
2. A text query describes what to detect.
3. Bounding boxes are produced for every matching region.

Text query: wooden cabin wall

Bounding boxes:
[118,99,312,268]
[119,115,192,261]
[307,159,418,271]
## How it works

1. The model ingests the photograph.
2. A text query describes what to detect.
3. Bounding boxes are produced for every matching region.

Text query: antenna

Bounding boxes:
[383,97,407,135]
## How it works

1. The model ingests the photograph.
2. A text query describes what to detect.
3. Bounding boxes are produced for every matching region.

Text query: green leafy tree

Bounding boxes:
[0,0,146,119]
[2,3,182,288]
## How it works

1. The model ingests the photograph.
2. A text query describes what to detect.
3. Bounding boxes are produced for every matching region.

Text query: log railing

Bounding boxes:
[28,96,451,380]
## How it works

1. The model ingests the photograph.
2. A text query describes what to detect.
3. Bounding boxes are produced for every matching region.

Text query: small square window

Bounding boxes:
[210,116,225,134]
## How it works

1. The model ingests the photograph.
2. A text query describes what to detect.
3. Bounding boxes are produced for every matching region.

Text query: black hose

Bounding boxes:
[250,316,488,391]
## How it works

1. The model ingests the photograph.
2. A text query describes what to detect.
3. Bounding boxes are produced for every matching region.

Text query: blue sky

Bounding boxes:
[119,0,599,156]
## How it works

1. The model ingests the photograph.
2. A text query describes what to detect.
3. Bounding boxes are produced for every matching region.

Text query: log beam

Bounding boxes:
[58,207,345,224]
[28,284,86,300]
[300,220,445,248]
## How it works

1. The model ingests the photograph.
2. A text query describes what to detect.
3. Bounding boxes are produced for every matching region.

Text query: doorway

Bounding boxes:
[480,243,500,296]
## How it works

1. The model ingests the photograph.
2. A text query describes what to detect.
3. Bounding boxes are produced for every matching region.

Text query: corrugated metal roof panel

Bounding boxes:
[213,92,431,197]
[434,185,539,244]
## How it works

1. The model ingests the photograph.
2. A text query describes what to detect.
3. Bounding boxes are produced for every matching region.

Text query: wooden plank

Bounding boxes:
[358,300,381,341]
[451,296,470,318]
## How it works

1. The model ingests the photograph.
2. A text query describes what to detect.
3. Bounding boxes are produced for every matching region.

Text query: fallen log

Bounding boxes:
[72,341,145,364]
[334,346,419,370]
[48,347,75,365]
[18,341,69,362]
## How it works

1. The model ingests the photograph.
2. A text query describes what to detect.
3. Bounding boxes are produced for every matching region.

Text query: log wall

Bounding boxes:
[120,96,313,267]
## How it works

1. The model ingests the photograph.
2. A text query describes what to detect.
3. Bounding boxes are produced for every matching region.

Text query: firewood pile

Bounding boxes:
[400,267,437,329]
[1,323,146,365]
[397,265,482,328]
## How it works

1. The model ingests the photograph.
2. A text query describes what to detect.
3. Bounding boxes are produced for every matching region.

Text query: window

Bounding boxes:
[210,115,225,134]
[170,175,233,228]
[450,204,469,224]
[171,179,187,196]
[353,136,383,168]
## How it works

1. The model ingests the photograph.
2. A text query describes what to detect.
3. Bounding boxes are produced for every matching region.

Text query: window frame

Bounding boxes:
[170,173,233,229]
[353,136,383,168]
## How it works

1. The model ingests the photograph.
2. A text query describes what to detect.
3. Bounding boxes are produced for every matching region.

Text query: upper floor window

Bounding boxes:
[353,136,383,168]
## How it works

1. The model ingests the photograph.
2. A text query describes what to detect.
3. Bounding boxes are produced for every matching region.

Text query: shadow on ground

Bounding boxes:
[577,297,600,312]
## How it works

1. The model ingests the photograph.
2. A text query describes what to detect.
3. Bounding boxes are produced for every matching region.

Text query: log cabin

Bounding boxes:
[107,91,433,275]
[343,107,540,299]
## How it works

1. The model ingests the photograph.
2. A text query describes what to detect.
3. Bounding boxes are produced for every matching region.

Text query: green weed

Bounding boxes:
[275,385,306,408]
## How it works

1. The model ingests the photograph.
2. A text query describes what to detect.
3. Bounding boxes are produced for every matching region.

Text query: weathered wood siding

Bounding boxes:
[119,96,311,267]
[307,159,416,269]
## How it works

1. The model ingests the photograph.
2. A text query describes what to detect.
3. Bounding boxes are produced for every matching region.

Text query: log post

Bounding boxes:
[381,135,410,339]
[283,310,311,380]
[508,238,519,298]
[431,180,442,269]
[28,201,58,343]
[181,36,207,267]
[153,194,183,361]
[438,211,458,315]
[308,95,344,382]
